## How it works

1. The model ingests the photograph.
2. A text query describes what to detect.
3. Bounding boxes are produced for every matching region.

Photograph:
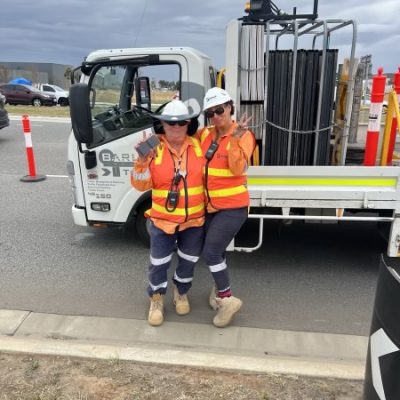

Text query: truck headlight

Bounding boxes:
[91,203,111,212]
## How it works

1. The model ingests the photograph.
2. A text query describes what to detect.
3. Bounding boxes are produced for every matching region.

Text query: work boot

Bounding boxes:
[148,293,164,326]
[213,296,243,328]
[173,285,190,315]
[209,286,218,311]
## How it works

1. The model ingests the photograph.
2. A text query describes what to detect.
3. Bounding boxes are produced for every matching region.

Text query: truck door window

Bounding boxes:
[134,64,180,111]
[87,65,150,147]
[87,63,180,148]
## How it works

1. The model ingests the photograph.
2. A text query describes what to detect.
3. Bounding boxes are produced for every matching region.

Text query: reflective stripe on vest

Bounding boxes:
[200,126,249,209]
[152,185,204,198]
[154,137,202,165]
[149,137,205,223]
[149,202,204,217]
[207,185,247,197]
[207,167,245,177]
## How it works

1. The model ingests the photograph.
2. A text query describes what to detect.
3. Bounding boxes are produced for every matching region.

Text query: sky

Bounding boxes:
[1,0,399,74]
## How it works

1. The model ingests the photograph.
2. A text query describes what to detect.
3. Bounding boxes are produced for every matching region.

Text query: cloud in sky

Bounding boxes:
[1,0,399,73]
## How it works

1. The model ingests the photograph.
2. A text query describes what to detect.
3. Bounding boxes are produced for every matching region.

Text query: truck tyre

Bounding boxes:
[32,98,42,107]
[136,201,151,247]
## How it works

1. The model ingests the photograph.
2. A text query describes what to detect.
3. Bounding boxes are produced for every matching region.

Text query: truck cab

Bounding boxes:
[67,47,215,244]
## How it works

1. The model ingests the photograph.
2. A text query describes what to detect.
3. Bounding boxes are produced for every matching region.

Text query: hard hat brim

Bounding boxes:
[152,112,199,122]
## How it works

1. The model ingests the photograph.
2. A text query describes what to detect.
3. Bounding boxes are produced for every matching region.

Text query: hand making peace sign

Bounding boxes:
[232,113,252,138]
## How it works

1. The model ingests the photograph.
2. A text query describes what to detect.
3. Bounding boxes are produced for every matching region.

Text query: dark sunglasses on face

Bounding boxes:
[205,106,225,119]
[165,120,189,126]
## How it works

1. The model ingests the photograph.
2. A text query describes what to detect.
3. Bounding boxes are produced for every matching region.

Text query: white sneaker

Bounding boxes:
[213,296,242,328]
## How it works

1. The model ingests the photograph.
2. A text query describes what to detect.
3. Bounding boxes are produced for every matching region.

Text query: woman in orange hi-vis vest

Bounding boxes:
[197,87,255,328]
[131,100,205,327]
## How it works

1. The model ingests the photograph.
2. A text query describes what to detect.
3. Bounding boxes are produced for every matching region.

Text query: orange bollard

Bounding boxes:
[20,114,46,182]
[364,68,387,166]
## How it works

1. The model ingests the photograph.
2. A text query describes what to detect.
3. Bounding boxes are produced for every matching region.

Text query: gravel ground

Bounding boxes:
[0,352,363,400]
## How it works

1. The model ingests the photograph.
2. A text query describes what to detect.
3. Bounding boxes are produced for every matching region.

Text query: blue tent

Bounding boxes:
[9,77,32,85]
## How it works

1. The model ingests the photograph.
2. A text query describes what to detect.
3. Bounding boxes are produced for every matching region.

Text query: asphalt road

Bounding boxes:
[0,117,385,336]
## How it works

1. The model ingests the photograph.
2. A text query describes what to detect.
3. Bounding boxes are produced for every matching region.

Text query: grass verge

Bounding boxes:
[6,105,71,118]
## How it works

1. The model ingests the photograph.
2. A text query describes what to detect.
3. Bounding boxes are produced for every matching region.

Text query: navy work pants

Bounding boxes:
[147,222,204,297]
[202,207,248,293]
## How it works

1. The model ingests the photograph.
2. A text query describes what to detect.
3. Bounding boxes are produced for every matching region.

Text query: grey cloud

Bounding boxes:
[0,0,398,72]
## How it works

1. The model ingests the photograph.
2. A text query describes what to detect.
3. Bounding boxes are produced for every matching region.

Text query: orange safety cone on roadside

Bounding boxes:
[20,114,46,182]
[364,68,387,166]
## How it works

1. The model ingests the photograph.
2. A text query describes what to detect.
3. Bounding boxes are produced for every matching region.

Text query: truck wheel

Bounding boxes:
[136,201,151,247]
[32,98,42,107]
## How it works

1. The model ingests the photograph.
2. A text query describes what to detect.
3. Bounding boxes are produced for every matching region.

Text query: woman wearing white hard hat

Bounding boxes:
[131,100,205,326]
[197,87,255,328]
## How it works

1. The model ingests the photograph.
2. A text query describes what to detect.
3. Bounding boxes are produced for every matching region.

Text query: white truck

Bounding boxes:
[67,1,400,256]
[36,84,69,106]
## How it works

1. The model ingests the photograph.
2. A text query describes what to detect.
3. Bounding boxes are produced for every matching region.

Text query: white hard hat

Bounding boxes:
[153,100,198,122]
[203,87,232,111]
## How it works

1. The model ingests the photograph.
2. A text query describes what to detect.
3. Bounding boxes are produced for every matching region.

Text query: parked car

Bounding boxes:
[0,93,9,129]
[0,84,57,107]
[36,83,69,106]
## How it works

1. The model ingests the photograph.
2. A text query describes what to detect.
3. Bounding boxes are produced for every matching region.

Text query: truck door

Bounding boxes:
[78,55,188,225]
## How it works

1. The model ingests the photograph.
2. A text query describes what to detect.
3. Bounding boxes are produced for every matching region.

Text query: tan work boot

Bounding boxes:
[148,293,164,326]
[173,285,190,315]
[209,286,218,311]
[213,296,243,328]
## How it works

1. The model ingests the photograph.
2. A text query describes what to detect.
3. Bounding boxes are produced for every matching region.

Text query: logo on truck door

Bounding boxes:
[98,149,135,177]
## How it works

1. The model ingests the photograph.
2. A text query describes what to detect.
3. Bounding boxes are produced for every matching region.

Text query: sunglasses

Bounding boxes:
[165,120,189,126]
[205,106,225,119]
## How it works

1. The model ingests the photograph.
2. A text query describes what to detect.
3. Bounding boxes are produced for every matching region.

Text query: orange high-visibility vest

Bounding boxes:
[145,137,205,223]
[200,127,250,210]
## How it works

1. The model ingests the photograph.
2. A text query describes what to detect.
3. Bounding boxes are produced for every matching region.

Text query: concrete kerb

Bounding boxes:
[0,309,367,380]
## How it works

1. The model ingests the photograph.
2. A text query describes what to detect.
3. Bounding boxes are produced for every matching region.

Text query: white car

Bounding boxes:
[38,84,69,106]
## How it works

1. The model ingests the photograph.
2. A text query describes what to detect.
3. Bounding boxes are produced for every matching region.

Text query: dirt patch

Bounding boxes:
[0,352,363,399]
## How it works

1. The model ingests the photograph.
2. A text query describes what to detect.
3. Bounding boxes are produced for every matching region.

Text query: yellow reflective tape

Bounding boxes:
[190,137,203,157]
[152,202,204,216]
[247,177,397,187]
[207,168,242,177]
[208,186,247,197]
[154,145,164,165]
[200,129,211,143]
[152,186,204,197]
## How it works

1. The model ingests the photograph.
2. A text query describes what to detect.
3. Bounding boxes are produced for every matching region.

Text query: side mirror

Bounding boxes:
[135,77,151,109]
[69,83,93,144]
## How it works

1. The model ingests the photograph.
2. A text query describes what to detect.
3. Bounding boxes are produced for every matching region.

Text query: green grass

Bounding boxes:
[5,102,383,125]
[5,90,176,118]
[6,104,71,117]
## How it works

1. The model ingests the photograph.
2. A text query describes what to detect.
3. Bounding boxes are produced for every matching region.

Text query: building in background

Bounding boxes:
[0,62,73,89]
